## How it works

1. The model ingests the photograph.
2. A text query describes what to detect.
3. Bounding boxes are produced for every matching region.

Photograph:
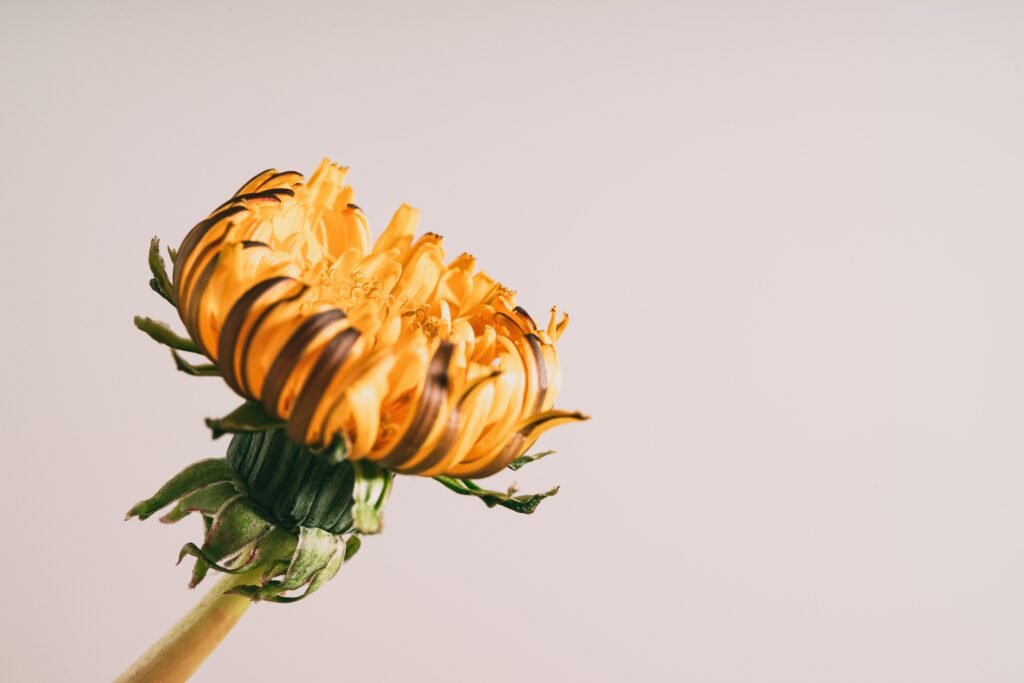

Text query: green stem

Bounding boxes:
[115,568,262,683]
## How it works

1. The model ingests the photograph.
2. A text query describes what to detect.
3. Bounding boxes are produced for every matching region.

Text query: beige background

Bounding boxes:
[3,1,1024,681]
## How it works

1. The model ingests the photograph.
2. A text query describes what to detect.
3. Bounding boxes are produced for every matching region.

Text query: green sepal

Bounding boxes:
[434,476,559,514]
[278,528,342,590]
[201,496,273,564]
[227,531,360,603]
[506,450,556,471]
[205,402,284,439]
[259,528,344,596]
[285,535,359,602]
[182,496,272,588]
[126,459,236,521]
[178,542,260,577]
[159,481,238,524]
[171,349,220,377]
[168,246,178,263]
[148,237,176,305]
[178,528,294,578]
[131,443,364,602]
[351,460,393,534]
[134,316,201,354]
[344,534,361,561]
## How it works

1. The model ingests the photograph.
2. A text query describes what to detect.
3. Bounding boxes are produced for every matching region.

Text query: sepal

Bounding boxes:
[148,237,176,305]
[434,476,559,514]
[205,402,284,439]
[171,349,220,377]
[160,481,237,523]
[506,449,556,471]
[351,460,393,534]
[134,316,201,354]
[126,459,237,521]
[127,448,362,603]
[125,428,370,602]
[227,530,360,603]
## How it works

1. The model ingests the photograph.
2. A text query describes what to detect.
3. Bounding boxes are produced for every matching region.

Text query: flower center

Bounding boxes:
[304,264,447,340]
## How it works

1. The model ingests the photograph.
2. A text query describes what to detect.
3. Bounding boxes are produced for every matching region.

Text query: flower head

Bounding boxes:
[129,159,587,609]
[124,154,590,678]
[169,159,585,478]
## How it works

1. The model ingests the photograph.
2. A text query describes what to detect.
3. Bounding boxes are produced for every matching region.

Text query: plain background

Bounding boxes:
[3,1,1024,681]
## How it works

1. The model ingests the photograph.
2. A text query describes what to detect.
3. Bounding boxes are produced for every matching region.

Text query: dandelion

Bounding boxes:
[120,160,586,682]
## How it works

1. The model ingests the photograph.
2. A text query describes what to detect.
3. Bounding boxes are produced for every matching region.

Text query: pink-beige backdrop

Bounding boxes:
[3,1,1024,681]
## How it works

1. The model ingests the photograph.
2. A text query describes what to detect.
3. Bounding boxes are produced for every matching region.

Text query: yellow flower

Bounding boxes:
[171,159,586,478]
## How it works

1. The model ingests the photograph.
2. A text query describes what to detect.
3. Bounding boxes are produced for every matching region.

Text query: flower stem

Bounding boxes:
[115,568,262,683]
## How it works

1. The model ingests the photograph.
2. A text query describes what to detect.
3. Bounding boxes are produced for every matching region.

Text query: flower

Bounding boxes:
[169,159,585,478]
[121,160,589,679]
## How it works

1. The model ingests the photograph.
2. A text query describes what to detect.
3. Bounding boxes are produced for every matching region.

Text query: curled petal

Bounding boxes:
[169,160,583,478]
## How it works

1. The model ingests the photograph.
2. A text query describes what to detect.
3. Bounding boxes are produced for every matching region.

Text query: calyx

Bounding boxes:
[126,429,391,603]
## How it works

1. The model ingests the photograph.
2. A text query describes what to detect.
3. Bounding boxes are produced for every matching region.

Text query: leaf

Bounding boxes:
[126,459,236,521]
[506,450,556,471]
[148,237,176,305]
[434,476,559,514]
[171,349,220,376]
[205,401,284,439]
[134,316,200,353]
[351,460,393,534]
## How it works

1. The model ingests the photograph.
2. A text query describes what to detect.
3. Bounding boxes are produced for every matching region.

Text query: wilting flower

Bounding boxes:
[170,159,584,478]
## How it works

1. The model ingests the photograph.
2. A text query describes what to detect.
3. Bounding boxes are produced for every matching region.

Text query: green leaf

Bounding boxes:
[126,459,236,521]
[434,476,559,514]
[506,450,556,471]
[205,401,284,439]
[134,316,200,353]
[351,460,393,534]
[171,349,220,376]
[148,237,176,305]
